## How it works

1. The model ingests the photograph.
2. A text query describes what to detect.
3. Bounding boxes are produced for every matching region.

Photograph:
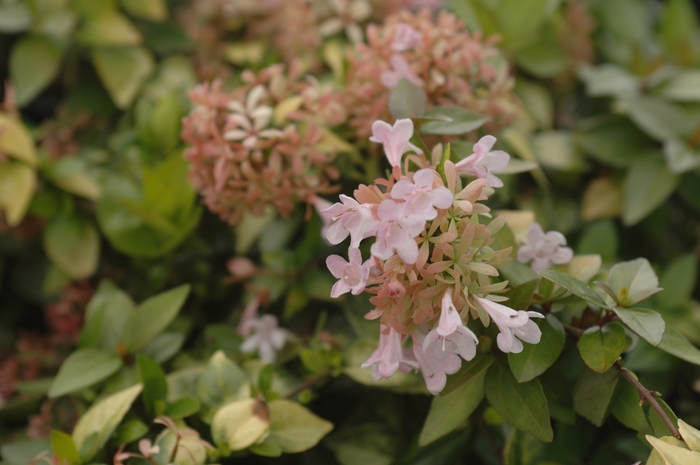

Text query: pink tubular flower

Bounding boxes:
[391,168,453,220]
[370,119,422,168]
[412,328,462,395]
[323,194,380,248]
[380,54,425,89]
[326,248,372,297]
[454,135,510,188]
[392,23,421,51]
[475,297,544,354]
[313,196,334,240]
[361,325,419,380]
[240,314,289,363]
[517,223,574,272]
[423,291,478,361]
[370,200,426,264]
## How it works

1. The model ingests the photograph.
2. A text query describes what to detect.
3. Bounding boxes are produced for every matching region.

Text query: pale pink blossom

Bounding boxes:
[138,439,159,457]
[475,297,544,354]
[423,291,478,361]
[454,135,510,188]
[380,54,425,89]
[326,248,372,297]
[237,298,260,336]
[224,85,282,148]
[391,168,453,220]
[361,325,419,380]
[412,328,462,395]
[313,196,334,240]
[370,200,426,264]
[323,194,380,248]
[517,223,574,272]
[392,23,421,52]
[240,314,289,362]
[369,119,422,168]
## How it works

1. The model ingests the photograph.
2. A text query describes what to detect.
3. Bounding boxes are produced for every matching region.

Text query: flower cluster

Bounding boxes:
[344,9,517,137]
[322,119,543,394]
[181,64,347,224]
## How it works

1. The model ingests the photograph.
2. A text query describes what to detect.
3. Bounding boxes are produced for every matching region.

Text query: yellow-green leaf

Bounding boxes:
[77,10,141,46]
[43,216,100,280]
[211,398,269,451]
[92,46,154,109]
[265,399,334,453]
[647,435,700,464]
[0,160,36,226]
[0,113,37,165]
[119,0,167,21]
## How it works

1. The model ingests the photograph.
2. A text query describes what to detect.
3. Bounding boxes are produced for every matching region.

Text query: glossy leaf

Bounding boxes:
[612,307,665,346]
[509,314,566,382]
[485,362,553,442]
[679,419,700,452]
[49,430,79,465]
[10,35,63,106]
[122,284,190,352]
[0,160,37,227]
[419,369,485,446]
[573,366,619,427]
[646,435,700,464]
[163,397,200,419]
[78,280,135,352]
[197,350,251,411]
[610,375,652,434]
[577,323,626,373]
[440,354,493,396]
[538,269,608,308]
[656,326,700,366]
[48,348,122,398]
[263,399,334,453]
[72,384,142,460]
[421,106,490,135]
[607,258,663,306]
[137,354,167,417]
[92,46,154,109]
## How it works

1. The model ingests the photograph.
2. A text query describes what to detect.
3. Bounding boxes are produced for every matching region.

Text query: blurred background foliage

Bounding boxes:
[0,0,699,464]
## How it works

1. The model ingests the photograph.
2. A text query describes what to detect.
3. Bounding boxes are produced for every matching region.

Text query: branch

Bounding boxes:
[615,360,680,439]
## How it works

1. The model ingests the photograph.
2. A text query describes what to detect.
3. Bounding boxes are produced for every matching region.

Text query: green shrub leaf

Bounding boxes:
[577,323,626,373]
[48,348,123,398]
[10,35,63,106]
[509,314,566,382]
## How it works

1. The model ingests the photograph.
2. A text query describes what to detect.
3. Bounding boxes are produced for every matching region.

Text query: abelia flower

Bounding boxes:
[517,223,574,272]
[369,119,422,168]
[224,85,282,148]
[318,0,372,43]
[324,194,380,247]
[392,23,421,52]
[475,297,544,354]
[240,314,289,363]
[454,135,510,188]
[370,200,426,264]
[361,325,419,380]
[412,328,462,395]
[391,168,453,220]
[423,291,478,361]
[327,248,372,297]
[380,54,425,89]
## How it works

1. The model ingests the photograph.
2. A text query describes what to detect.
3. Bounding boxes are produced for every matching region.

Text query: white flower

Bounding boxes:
[412,328,462,395]
[390,168,453,221]
[240,313,289,363]
[370,119,423,168]
[454,135,510,188]
[224,85,282,148]
[423,291,478,361]
[326,248,372,297]
[323,194,380,248]
[475,296,544,354]
[517,223,574,272]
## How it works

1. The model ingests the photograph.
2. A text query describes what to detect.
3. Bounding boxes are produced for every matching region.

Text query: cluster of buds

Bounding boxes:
[321,119,543,394]
[344,9,517,137]
[181,63,347,224]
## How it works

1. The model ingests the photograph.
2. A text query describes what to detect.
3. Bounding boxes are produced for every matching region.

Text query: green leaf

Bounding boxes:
[538,269,608,308]
[122,284,190,352]
[607,258,663,306]
[79,280,135,352]
[0,439,51,465]
[211,398,269,451]
[573,366,619,427]
[137,354,167,418]
[77,10,142,46]
[0,113,37,166]
[136,92,182,154]
[532,130,582,171]
[578,64,639,98]
[656,326,700,365]
[648,398,679,438]
[420,106,490,135]
[514,32,568,78]
[659,71,700,102]
[610,375,652,434]
[502,280,539,312]
[657,254,698,308]
[660,0,700,55]
[623,158,679,226]
[509,315,566,382]
[120,0,167,21]
[620,96,687,141]
[49,348,123,398]
[496,0,549,49]
[484,361,553,442]
[441,354,493,396]
[577,323,626,373]
[388,79,427,119]
[10,35,63,106]
[113,418,149,444]
[197,350,251,411]
[664,139,700,174]
[577,220,618,262]
[263,399,333,453]
[577,114,654,168]
[419,369,485,446]
[72,384,142,460]
[0,3,32,33]
[163,397,200,419]
[50,430,79,465]
[646,435,700,464]
[552,255,602,286]
[612,307,665,346]
[43,215,100,280]
[140,332,186,364]
[92,46,154,109]
[0,160,37,227]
